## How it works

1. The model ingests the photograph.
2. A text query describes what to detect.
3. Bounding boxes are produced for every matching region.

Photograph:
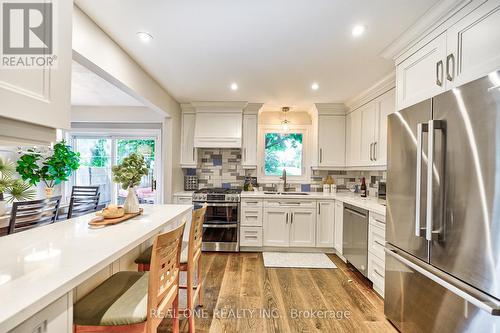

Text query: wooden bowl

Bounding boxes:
[97,206,125,219]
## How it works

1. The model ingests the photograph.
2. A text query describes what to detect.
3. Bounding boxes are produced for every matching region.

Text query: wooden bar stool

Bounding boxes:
[134,204,207,332]
[73,221,186,333]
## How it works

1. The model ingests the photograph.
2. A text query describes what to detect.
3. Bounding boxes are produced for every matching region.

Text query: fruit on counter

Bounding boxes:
[96,204,125,219]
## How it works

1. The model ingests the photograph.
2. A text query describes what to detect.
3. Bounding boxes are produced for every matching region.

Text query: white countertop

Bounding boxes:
[241,191,386,215]
[0,204,192,332]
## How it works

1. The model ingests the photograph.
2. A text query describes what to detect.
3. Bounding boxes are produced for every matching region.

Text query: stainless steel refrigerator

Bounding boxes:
[385,71,500,332]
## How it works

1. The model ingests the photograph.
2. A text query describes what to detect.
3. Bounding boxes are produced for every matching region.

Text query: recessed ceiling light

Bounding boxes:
[352,25,366,37]
[230,83,238,91]
[311,83,319,91]
[137,31,153,43]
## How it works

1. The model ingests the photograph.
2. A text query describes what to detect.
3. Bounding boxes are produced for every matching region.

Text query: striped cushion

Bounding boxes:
[74,271,148,326]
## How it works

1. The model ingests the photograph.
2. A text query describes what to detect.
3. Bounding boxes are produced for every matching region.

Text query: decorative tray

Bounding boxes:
[88,208,144,227]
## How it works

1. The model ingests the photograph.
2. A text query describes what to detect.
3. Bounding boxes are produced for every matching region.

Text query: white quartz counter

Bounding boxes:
[0,204,192,332]
[241,191,386,215]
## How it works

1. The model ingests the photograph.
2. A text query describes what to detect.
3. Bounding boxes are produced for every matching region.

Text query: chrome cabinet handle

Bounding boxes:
[415,123,428,237]
[243,148,246,161]
[374,240,385,247]
[373,268,384,278]
[286,213,288,224]
[319,148,323,163]
[374,142,377,161]
[436,60,444,86]
[192,147,195,160]
[446,54,455,82]
[318,203,321,215]
[369,143,373,161]
[290,212,294,224]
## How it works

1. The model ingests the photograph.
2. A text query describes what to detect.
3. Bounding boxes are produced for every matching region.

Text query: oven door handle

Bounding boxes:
[193,202,239,207]
[203,223,238,229]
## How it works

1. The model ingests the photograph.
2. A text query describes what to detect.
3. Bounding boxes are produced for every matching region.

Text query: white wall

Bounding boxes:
[72,7,183,202]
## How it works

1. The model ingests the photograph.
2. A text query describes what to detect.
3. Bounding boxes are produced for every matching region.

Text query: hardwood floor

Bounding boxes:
[160,252,397,333]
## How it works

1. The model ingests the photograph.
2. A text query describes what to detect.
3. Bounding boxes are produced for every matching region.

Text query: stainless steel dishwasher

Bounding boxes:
[343,203,369,276]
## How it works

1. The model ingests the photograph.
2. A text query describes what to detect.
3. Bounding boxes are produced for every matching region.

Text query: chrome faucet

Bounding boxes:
[281,169,287,192]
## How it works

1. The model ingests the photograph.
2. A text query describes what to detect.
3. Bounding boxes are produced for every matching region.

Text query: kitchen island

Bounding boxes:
[0,204,192,332]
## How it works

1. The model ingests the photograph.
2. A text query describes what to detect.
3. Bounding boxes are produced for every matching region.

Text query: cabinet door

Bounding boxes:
[334,201,343,254]
[263,208,289,247]
[289,208,316,247]
[0,0,72,130]
[360,102,377,165]
[316,201,335,248]
[318,115,345,167]
[374,89,396,166]
[396,32,447,110]
[242,114,258,167]
[347,109,362,167]
[180,113,197,167]
[446,0,500,88]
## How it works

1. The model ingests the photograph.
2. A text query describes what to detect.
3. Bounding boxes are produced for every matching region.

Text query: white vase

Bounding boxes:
[123,187,140,214]
[0,200,6,216]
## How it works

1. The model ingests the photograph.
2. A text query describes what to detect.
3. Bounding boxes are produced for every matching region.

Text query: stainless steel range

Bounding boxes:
[192,188,240,252]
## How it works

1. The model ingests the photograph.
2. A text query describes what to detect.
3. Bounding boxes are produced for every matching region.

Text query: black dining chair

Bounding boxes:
[67,186,100,219]
[8,196,62,234]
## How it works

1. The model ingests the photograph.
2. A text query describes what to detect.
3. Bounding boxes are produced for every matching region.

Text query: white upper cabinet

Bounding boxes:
[374,89,396,166]
[346,108,362,167]
[396,32,447,110]
[360,101,377,166]
[241,103,263,168]
[395,0,500,110]
[180,107,197,168]
[317,115,346,167]
[446,0,500,87]
[0,0,72,130]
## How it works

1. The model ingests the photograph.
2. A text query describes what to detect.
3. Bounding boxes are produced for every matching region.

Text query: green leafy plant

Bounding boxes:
[16,141,81,188]
[0,157,35,203]
[112,153,149,190]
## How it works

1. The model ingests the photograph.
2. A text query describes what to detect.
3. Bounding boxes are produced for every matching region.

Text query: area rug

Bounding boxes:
[262,252,337,269]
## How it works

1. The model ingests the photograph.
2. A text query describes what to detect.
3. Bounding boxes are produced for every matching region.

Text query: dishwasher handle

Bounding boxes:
[344,207,368,219]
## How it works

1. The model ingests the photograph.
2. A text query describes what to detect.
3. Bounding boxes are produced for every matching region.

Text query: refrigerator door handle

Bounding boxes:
[425,120,445,241]
[385,247,500,316]
[415,123,428,237]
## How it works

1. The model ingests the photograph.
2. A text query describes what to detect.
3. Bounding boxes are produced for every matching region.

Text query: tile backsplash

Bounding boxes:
[184,148,385,194]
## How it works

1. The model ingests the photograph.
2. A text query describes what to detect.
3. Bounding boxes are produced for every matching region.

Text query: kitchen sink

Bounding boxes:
[263,192,310,195]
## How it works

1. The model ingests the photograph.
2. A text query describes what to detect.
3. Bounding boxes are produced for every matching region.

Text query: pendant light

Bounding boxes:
[281,107,291,132]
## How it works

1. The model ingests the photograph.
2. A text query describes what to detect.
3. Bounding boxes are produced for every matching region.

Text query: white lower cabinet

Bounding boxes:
[316,201,335,248]
[240,227,263,247]
[368,212,386,298]
[334,200,343,255]
[10,294,72,333]
[263,208,289,247]
[263,201,316,247]
[289,209,316,247]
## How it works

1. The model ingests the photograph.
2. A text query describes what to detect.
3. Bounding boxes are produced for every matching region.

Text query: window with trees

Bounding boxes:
[264,133,303,176]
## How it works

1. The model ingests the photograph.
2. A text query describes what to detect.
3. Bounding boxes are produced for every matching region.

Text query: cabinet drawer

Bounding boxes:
[241,207,263,226]
[368,254,385,298]
[240,227,263,247]
[175,196,193,204]
[369,212,385,226]
[241,199,263,208]
[264,200,316,208]
[368,223,386,261]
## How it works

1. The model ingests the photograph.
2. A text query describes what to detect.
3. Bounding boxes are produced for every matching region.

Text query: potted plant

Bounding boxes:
[16,141,80,197]
[0,157,35,215]
[112,153,149,213]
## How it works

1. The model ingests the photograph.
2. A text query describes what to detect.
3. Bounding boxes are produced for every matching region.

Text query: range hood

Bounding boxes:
[192,102,247,148]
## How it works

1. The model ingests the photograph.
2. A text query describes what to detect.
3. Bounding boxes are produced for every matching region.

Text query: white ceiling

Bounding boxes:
[71,62,144,106]
[75,0,439,107]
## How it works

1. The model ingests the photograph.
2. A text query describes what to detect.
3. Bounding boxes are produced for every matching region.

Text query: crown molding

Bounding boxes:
[346,72,395,111]
[180,103,195,113]
[380,0,470,60]
[244,103,264,115]
[190,101,248,110]
[314,103,347,116]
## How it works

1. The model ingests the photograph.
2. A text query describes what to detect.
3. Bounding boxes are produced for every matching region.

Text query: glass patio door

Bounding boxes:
[71,134,160,205]
[115,137,158,205]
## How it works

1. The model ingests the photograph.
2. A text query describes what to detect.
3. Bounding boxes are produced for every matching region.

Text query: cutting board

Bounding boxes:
[88,208,144,227]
